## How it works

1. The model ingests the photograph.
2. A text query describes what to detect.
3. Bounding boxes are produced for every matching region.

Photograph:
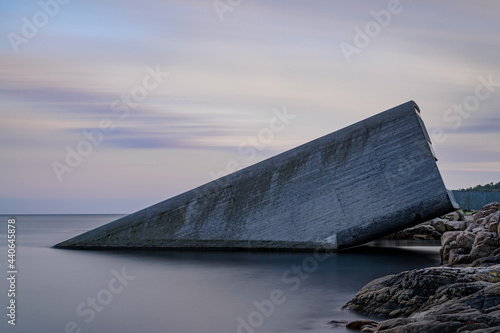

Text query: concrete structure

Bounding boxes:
[56,101,458,251]
[452,191,500,211]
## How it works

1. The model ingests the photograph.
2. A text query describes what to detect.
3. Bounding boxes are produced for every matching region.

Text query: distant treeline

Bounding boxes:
[457,181,500,192]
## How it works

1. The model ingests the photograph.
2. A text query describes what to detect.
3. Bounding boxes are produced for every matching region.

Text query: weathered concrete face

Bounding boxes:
[55,101,459,251]
[452,191,500,211]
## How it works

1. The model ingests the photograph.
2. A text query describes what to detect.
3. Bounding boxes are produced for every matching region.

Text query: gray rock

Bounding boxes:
[385,224,442,240]
[470,232,500,261]
[457,232,476,251]
[345,203,500,333]
[345,319,379,330]
[446,220,466,231]
[456,323,490,332]
[327,319,348,328]
[383,210,472,241]
[377,320,464,333]
[343,266,497,318]
[469,328,500,333]
[444,211,462,221]
[376,318,413,331]
[464,215,475,223]
[431,218,448,234]
[442,231,461,247]
[441,204,500,266]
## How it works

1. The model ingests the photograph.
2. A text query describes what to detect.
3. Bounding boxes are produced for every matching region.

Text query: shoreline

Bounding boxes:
[341,202,500,332]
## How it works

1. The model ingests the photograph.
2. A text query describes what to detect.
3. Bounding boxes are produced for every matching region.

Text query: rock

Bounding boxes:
[345,319,379,330]
[344,203,500,333]
[376,318,414,331]
[490,221,500,232]
[444,211,462,221]
[446,220,466,231]
[470,232,500,261]
[448,248,470,265]
[327,319,348,328]
[468,328,500,333]
[457,232,476,251]
[344,266,500,332]
[385,224,442,240]
[383,210,470,240]
[343,266,497,318]
[378,320,465,333]
[431,218,448,234]
[442,231,460,247]
[464,214,475,223]
[441,204,500,266]
[441,231,461,264]
[472,256,500,268]
[457,323,490,332]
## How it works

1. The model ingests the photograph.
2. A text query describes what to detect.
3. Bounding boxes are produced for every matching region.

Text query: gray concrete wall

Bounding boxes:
[452,191,500,211]
[56,101,457,251]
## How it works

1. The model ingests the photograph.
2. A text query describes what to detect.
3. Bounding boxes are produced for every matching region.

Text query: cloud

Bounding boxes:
[2,0,500,213]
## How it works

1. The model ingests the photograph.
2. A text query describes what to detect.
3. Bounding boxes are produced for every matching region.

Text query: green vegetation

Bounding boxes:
[458,181,500,192]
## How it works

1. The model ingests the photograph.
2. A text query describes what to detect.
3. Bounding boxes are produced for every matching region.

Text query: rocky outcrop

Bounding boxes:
[346,319,379,331]
[441,202,500,266]
[343,265,500,315]
[343,266,500,332]
[384,210,472,240]
[342,202,500,332]
[362,280,500,332]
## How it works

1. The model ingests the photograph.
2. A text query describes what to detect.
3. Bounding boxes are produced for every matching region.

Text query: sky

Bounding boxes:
[1,0,499,214]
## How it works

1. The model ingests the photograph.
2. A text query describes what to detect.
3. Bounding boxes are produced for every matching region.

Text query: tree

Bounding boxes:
[458,181,500,192]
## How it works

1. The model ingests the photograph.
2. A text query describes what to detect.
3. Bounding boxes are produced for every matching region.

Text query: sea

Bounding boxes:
[0,215,441,333]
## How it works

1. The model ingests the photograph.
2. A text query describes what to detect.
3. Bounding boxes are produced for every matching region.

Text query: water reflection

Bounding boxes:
[0,215,441,333]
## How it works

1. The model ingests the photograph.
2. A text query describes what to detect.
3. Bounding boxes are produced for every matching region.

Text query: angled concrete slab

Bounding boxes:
[55,101,458,251]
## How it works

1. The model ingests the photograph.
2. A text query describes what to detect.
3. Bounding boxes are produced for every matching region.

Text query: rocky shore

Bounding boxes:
[342,202,500,332]
[383,210,473,241]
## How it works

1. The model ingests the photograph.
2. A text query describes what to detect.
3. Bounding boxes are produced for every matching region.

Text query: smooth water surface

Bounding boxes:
[0,215,441,333]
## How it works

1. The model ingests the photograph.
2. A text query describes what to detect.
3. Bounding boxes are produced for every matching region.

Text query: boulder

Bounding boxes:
[327,319,348,328]
[345,319,379,331]
[343,203,500,333]
[343,266,493,318]
[441,203,500,266]
[457,232,476,251]
[470,232,500,261]
[384,210,470,241]
[446,221,467,231]
[344,266,500,332]
[431,218,448,234]
[445,211,462,221]
[385,224,442,240]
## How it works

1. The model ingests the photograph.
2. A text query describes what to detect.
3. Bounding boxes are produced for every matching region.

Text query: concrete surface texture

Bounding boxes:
[452,191,500,211]
[56,101,458,251]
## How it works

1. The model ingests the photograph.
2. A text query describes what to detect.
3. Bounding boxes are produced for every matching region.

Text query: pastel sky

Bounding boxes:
[1,0,499,214]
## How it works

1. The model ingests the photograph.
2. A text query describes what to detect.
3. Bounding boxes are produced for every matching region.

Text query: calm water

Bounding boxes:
[0,215,441,333]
